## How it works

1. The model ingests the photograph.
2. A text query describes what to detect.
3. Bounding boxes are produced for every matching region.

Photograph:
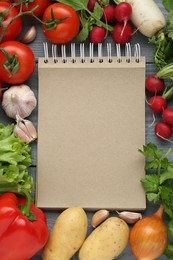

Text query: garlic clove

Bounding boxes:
[23,119,37,140]
[117,211,142,224]
[14,125,33,144]
[14,115,37,143]
[21,26,37,44]
[91,209,110,228]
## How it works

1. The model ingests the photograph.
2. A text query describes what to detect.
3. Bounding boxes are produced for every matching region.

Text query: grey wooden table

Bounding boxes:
[0,1,172,259]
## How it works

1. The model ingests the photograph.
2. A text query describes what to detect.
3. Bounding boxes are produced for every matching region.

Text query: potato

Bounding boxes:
[79,217,129,260]
[42,207,88,260]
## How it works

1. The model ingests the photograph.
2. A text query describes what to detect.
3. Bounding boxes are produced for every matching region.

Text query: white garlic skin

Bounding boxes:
[2,84,37,119]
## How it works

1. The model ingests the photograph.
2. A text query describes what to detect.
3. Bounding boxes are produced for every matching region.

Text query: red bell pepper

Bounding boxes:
[0,192,48,260]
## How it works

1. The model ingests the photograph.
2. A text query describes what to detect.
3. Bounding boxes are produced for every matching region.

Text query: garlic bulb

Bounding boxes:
[2,84,37,119]
[14,115,37,144]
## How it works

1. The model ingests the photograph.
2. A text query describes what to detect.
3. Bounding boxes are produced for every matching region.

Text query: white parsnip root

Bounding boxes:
[125,0,166,37]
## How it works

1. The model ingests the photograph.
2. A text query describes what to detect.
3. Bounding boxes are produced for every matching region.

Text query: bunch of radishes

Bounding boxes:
[88,0,133,45]
[146,74,173,141]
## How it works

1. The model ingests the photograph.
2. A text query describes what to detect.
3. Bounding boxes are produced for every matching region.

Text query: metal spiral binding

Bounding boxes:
[116,44,122,63]
[52,44,58,63]
[107,43,112,63]
[43,42,49,63]
[43,42,141,64]
[71,43,76,63]
[134,43,140,63]
[125,43,131,63]
[89,43,94,63]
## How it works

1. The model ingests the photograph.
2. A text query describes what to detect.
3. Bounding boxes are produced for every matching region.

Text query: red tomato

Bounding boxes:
[0,2,22,43]
[0,81,2,98]
[13,0,52,17]
[0,41,35,84]
[42,3,80,44]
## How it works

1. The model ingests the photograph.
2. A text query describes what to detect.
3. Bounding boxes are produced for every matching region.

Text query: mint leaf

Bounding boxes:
[56,0,88,11]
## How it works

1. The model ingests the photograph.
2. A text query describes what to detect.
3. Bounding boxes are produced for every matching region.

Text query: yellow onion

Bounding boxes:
[129,205,168,260]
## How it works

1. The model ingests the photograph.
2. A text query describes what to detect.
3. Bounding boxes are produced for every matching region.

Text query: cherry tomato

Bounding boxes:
[0,41,35,84]
[13,0,52,17]
[42,3,80,44]
[0,2,22,43]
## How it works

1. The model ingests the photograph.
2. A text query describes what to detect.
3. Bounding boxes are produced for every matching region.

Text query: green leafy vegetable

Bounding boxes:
[0,123,33,197]
[149,1,173,71]
[56,0,113,42]
[139,143,173,258]
[162,0,173,12]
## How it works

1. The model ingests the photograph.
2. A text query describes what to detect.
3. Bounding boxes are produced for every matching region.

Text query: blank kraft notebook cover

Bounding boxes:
[36,46,146,210]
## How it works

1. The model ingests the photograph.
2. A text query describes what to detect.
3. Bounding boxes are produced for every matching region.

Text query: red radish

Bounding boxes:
[155,121,172,140]
[112,22,132,45]
[114,2,132,37]
[87,0,98,12]
[146,74,165,93]
[162,107,173,126]
[102,4,116,23]
[148,96,167,114]
[114,2,132,22]
[89,26,106,44]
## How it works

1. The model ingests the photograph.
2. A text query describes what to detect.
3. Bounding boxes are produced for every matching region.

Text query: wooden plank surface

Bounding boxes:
[0,0,171,259]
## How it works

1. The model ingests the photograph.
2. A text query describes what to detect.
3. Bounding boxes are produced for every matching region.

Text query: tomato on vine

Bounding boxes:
[13,0,52,17]
[0,41,35,84]
[0,2,22,43]
[42,3,80,44]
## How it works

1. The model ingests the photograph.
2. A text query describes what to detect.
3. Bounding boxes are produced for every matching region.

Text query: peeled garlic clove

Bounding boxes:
[21,26,37,44]
[91,209,110,228]
[117,211,142,224]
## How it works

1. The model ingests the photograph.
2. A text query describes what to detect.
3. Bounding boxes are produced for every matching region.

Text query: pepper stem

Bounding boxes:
[19,189,36,221]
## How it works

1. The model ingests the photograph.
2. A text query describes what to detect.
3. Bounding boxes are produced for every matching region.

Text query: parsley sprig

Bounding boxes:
[139,143,173,258]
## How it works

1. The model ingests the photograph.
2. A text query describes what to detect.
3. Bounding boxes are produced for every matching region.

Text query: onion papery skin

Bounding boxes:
[129,206,168,260]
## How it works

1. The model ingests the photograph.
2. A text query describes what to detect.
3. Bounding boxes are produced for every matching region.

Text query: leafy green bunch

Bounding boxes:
[139,143,173,258]
[0,123,33,197]
[150,0,173,70]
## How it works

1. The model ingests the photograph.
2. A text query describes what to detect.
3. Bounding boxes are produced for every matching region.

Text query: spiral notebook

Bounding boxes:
[36,43,146,210]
